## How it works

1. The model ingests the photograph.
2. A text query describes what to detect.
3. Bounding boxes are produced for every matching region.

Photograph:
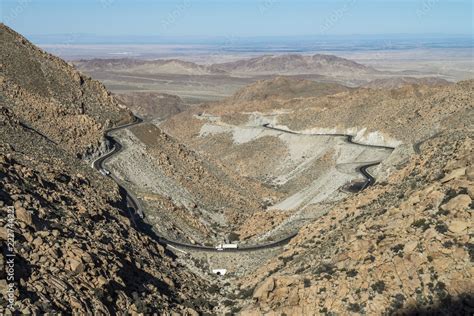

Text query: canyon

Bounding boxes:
[1,23,473,315]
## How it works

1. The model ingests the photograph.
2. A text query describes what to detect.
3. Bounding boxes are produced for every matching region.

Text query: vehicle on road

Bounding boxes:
[100,168,110,176]
[215,243,239,251]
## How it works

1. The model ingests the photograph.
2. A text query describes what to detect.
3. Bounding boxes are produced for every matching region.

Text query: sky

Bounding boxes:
[1,0,473,40]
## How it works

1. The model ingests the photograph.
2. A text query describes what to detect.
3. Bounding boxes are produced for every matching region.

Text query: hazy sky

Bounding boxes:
[1,0,473,38]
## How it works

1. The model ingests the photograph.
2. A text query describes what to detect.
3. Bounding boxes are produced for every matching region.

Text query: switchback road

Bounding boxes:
[92,119,393,252]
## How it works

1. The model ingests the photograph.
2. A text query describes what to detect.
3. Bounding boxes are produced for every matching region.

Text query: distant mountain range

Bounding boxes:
[74,53,377,77]
[74,58,225,76]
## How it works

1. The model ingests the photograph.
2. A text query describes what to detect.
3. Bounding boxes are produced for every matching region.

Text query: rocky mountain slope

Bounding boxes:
[241,128,473,315]
[115,92,189,120]
[164,77,472,145]
[363,76,451,89]
[75,54,376,78]
[0,24,217,314]
[0,24,134,158]
[161,76,473,313]
[106,121,279,243]
[0,107,212,314]
[230,76,351,101]
[1,23,472,315]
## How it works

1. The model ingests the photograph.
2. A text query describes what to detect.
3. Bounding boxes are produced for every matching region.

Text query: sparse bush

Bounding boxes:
[347,303,362,312]
[238,286,255,299]
[304,278,311,288]
[371,280,385,294]
[391,293,405,310]
[435,222,448,234]
[208,284,220,294]
[391,244,404,257]
[465,243,474,262]
[411,218,430,231]
[314,263,336,275]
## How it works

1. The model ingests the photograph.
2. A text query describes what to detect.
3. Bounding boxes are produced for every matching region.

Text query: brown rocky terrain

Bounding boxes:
[0,24,134,158]
[0,107,214,314]
[106,122,280,243]
[1,23,472,315]
[240,129,473,315]
[230,76,351,101]
[74,54,375,78]
[363,76,451,89]
[160,76,473,313]
[163,77,472,145]
[71,53,391,108]
[74,58,225,76]
[115,92,189,120]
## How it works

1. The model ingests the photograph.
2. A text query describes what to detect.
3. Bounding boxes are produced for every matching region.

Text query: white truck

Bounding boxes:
[212,269,227,276]
[215,243,239,251]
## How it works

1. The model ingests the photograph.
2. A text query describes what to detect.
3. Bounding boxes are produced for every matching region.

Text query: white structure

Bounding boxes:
[212,269,227,276]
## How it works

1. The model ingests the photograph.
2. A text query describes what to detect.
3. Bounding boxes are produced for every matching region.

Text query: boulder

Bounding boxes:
[441,194,471,212]
[253,277,275,301]
[440,167,466,183]
[448,220,468,234]
[16,206,33,226]
[69,258,85,274]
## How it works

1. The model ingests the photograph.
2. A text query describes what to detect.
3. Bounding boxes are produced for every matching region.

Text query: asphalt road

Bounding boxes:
[262,124,395,188]
[92,119,393,252]
[93,117,297,252]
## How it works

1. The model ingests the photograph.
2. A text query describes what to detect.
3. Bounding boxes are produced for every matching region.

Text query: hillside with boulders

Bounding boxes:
[0,24,215,314]
[0,23,134,158]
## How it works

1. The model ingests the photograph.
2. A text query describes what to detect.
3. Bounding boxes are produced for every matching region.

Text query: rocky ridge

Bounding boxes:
[74,58,225,76]
[0,23,134,158]
[0,105,214,314]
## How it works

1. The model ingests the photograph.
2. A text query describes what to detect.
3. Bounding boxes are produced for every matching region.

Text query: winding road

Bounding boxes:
[92,118,394,252]
[262,124,394,189]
